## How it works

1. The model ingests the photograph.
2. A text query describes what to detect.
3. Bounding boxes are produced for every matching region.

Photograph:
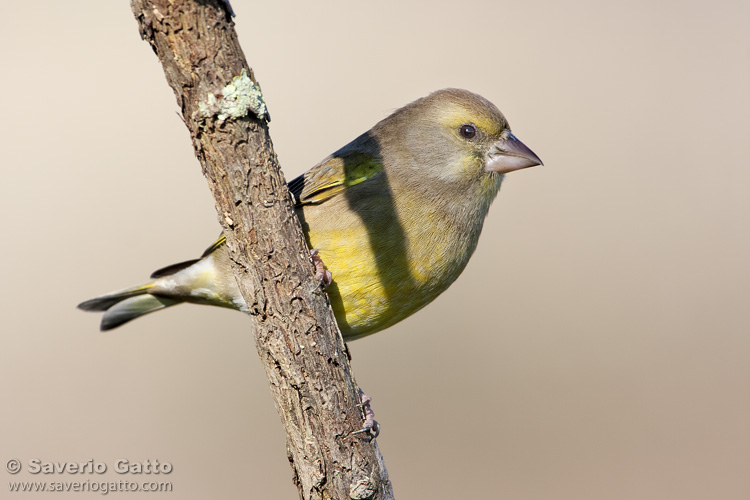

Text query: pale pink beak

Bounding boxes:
[486,130,543,174]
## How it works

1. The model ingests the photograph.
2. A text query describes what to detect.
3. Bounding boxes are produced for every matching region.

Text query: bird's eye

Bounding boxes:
[459,124,477,139]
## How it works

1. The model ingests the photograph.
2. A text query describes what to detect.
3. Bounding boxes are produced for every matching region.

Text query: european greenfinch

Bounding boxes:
[79,89,542,339]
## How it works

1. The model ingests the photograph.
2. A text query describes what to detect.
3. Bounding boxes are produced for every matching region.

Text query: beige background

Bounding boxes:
[1,1,749,499]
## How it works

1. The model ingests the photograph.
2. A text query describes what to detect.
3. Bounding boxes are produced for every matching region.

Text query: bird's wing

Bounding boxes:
[150,259,201,279]
[150,234,225,278]
[288,151,383,205]
[201,235,227,257]
[194,147,382,259]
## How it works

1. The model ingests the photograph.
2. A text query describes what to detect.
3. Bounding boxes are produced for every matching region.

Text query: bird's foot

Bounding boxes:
[350,388,380,439]
[310,249,332,288]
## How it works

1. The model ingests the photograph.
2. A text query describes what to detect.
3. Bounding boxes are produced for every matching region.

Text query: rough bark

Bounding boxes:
[129,1,394,499]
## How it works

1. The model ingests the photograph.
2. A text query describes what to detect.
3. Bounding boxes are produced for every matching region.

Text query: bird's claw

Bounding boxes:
[310,249,332,288]
[350,388,380,439]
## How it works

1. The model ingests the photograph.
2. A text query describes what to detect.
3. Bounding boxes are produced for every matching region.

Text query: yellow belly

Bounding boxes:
[302,202,474,340]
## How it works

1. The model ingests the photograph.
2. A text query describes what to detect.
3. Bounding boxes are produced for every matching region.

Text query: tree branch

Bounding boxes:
[129,1,394,498]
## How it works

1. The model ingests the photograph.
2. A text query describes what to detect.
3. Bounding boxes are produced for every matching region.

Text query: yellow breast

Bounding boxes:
[300,190,480,340]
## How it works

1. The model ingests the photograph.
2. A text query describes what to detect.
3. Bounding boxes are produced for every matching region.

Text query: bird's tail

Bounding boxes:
[77,283,182,331]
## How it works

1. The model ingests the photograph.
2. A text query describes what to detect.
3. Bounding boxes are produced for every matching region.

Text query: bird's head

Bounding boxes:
[377,89,542,198]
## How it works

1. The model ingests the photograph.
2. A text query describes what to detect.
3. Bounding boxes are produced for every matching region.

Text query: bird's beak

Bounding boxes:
[486,130,543,174]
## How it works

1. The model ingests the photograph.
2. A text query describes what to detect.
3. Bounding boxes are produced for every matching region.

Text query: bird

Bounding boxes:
[78,89,542,340]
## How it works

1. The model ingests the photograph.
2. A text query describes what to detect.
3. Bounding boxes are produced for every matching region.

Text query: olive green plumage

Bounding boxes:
[79,89,542,339]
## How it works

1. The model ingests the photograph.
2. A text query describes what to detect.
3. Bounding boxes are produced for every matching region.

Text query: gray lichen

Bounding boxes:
[197,68,267,123]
